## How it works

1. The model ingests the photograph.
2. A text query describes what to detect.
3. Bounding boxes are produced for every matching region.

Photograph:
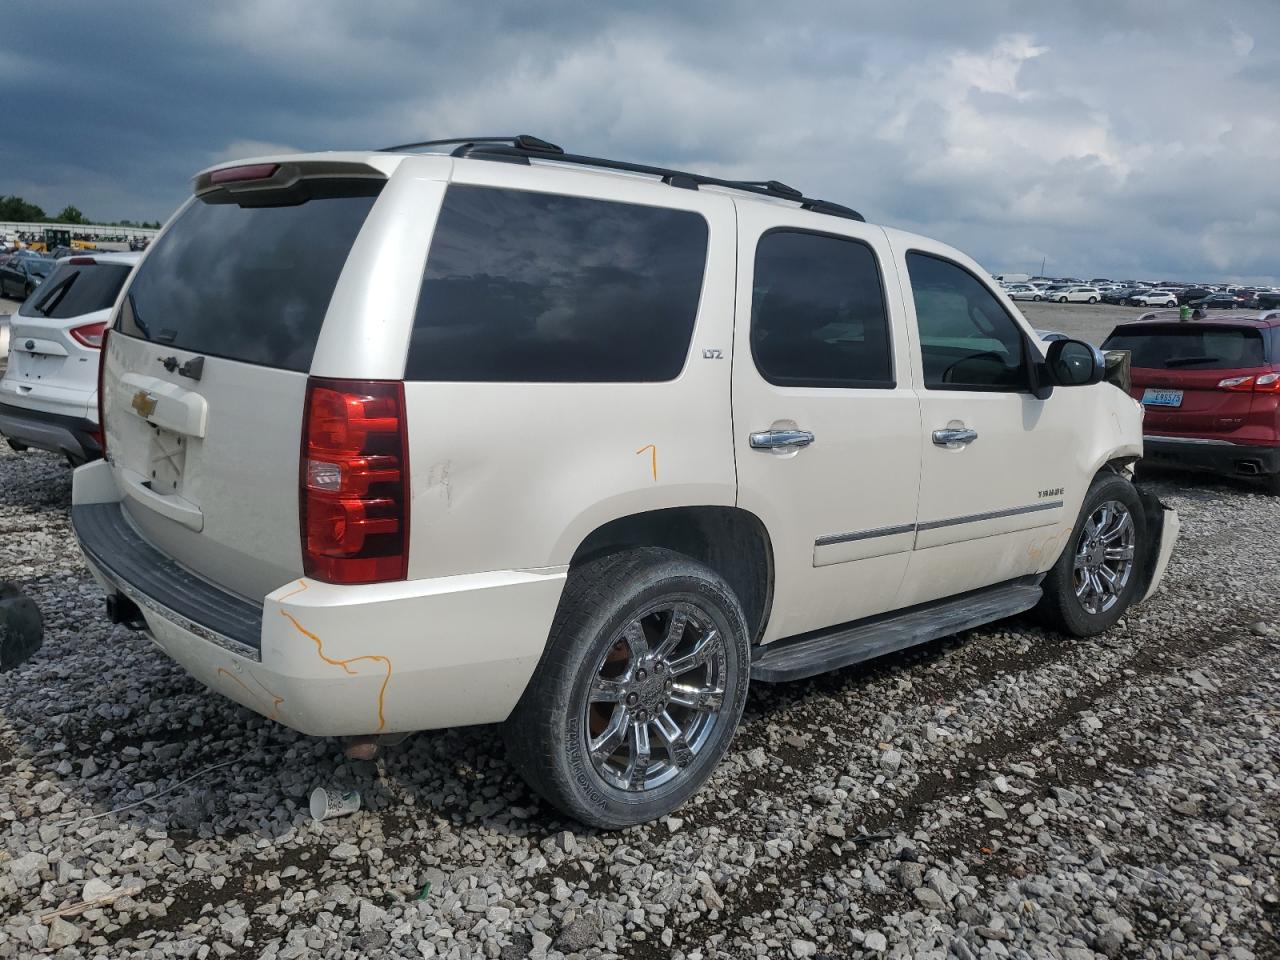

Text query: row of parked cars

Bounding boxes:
[996,276,1280,310]
[0,249,56,300]
[0,138,1269,827]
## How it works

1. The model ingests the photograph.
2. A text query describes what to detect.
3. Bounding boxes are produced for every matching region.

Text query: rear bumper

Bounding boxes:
[70,461,567,736]
[1142,435,1280,478]
[0,400,100,462]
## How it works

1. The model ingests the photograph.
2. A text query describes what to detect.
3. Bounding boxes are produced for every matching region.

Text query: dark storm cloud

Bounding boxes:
[4,0,1278,282]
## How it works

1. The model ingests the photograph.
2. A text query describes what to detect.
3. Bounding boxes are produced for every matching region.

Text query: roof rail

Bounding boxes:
[379,134,865,222]
[379,134,564,155]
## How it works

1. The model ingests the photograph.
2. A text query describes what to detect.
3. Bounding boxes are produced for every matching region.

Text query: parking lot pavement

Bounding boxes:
[1017,300,1152,346]
[1,447,1279,958]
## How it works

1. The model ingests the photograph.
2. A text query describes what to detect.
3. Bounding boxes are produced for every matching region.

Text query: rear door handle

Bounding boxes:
[750,429,815,450]
[932,427,978,447]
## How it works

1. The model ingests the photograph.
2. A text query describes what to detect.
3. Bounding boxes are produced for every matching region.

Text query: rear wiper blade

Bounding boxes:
[30,272,77,316]
[126,292,151,339]
[1164,356,1222,367]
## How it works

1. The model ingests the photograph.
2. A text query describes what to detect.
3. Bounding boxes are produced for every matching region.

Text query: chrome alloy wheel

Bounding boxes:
[1073,500,1137,615]
[584,601,727,792]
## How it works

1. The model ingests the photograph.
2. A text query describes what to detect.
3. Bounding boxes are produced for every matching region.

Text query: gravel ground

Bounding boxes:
[1,443,1278,960]
[1016,301,1151,347]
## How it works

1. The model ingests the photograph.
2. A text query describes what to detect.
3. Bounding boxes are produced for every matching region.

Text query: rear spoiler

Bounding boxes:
[192,160,386,207]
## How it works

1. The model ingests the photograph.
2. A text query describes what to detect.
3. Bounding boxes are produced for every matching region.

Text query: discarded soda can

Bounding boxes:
[310,786,361,822]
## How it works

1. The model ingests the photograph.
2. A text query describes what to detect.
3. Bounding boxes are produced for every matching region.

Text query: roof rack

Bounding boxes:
[378,134,865,222]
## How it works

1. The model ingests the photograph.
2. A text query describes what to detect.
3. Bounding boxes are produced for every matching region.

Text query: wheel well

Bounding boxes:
[570,507,774,644]
[1100,456,1138,481]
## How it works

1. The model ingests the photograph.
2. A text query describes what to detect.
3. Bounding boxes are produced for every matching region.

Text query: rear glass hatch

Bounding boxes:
[102,163,385,601]
[20,258,133,321]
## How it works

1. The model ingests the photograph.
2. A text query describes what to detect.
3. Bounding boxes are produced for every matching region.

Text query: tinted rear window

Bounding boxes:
[19,262,132,319]
[405,185,708,382]
[117,181,381,372]
[1102,325,1266,369]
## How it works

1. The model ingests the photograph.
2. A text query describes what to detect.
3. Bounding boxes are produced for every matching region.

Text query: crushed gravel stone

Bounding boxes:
[1,443,1277,959]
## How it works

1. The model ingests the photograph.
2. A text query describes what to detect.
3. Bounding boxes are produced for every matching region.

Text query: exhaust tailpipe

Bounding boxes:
[106,593,146,629]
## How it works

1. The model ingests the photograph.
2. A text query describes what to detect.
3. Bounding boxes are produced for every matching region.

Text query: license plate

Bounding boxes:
[1142,388,1183,407]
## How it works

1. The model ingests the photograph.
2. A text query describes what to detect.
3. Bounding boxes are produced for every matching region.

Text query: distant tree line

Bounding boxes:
[0,194,161,229]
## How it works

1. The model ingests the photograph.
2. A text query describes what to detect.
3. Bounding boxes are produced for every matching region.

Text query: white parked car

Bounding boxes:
[1129,290,1179,307]
[1005,283,1043,301]
[1050,286,1102,304]
[0,253,139,464]
[70,137,1178,827]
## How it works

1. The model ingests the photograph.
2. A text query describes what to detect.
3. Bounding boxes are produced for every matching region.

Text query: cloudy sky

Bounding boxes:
[5,1,1278,282]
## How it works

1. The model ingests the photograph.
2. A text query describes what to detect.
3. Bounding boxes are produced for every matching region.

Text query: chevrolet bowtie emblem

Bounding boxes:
[131,390,157,418]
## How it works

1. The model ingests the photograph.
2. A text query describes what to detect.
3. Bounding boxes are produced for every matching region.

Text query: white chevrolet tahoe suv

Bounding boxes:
[71,136,1178,828]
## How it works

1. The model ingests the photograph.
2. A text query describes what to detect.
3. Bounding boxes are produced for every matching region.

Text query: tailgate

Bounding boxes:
[4,307,111,419]
[1132,366,1256,437]
[101,336,309,600]
[100,171,384,602]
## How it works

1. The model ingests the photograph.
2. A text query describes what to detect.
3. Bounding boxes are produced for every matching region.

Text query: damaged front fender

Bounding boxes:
[1135,486,1179,604]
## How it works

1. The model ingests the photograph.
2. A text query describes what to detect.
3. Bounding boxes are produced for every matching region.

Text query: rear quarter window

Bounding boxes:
[1102,325,1266,369]
[19,262,132,319]
[117,181,382,372]
[405,185,708,382]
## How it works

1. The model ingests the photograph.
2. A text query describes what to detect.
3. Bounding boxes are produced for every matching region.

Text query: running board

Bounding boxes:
[751,578,1043,683]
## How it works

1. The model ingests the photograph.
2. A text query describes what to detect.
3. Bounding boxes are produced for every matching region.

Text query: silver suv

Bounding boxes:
[72,136,1177,827]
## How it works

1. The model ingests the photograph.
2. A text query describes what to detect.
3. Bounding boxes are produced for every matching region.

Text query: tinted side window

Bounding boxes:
[750,230,893,388]
[19,262,132,319]
[405,186,708,382]
[906,252,1028,391]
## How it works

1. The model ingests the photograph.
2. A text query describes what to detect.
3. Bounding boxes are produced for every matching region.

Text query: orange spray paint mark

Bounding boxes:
[278,580,310,603]
[635,444,658,482]
[279,606,393,733]
[216,667,285,720]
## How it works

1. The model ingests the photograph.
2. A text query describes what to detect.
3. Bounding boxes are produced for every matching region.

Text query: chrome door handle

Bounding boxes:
[750,429,815,450]
[932,427,978,446]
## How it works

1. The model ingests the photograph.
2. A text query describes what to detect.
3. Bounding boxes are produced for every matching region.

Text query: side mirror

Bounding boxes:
[1045,338,1105,387]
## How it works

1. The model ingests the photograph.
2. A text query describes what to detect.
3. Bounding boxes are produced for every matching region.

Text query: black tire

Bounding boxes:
[1264,472,1280,496]
[1058,296,1067,303]
[1088,297,1098,304]
[1034,295,1042,301]
[1036,473,1148,637]
[505,547,751,828]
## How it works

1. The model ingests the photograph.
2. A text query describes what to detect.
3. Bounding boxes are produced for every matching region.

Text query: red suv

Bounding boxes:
[1102,310,1280,492]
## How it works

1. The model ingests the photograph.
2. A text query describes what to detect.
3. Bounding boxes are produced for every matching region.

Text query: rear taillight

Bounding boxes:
[70,321,108,348]
[96,328,109,458]
[1216,372,1280,393]
[300,378,409,584]
[1217,375,1254,391]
